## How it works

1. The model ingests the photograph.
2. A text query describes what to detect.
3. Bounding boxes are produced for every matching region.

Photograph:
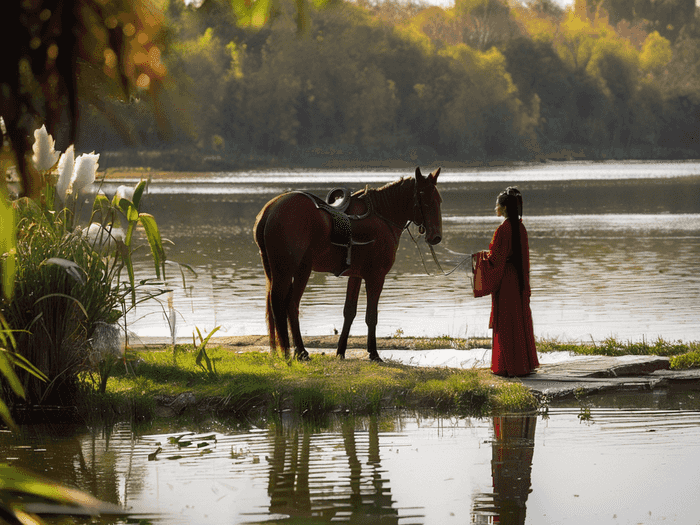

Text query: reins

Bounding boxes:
[405,226,471,276]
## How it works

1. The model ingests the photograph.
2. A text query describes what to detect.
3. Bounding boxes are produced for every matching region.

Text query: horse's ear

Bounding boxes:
[429,167,441,183]
[415,167,424,181]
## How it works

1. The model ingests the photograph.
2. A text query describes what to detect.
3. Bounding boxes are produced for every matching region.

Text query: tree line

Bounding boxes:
[75,0,700,168]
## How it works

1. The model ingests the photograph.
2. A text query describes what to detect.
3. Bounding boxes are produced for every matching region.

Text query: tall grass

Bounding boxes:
[1,127,168,407]
[3,200,122,403]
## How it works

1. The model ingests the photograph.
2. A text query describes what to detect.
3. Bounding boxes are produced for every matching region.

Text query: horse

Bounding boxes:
[254,166,442,361]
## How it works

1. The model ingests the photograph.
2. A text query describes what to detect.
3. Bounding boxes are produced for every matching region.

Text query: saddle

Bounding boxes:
[294,188,374,275]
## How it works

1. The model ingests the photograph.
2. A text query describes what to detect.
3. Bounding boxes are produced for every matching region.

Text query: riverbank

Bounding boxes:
[75,334,700,427]
[86,337,536,425]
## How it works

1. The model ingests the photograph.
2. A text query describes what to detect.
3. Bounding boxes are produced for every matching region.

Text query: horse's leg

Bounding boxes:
[288,261,312,361]
[364,276,385,362]
[336,276,362,359]
[269,275,293,359]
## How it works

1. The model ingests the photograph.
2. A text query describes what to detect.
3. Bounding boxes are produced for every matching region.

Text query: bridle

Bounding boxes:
[413,182,436,235]
[360,178,434,235]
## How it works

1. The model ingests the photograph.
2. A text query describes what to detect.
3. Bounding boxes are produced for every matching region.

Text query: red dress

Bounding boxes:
[484,219,539,377]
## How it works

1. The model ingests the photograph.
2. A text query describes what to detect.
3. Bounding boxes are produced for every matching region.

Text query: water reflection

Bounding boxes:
[264,417,398,523]
[5,402,700,524]
[473,415,537,525]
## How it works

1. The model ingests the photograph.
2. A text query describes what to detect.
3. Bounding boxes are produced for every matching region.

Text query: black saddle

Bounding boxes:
[294,188,374,275]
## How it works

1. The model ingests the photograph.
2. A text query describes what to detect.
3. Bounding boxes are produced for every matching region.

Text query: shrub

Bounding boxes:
[0,126,167,406]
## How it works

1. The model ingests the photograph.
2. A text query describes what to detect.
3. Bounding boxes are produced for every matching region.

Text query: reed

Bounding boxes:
[1,126,168,407]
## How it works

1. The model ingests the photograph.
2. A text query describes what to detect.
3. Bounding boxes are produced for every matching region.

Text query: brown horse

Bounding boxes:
[254,167,442,361]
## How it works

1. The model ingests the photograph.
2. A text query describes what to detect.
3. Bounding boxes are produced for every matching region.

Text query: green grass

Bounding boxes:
[534,336,700,370]
[669,350,700,370]
[89,346,536,423]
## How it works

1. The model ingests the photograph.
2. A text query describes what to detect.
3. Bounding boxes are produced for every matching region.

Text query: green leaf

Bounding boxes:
[0,399,17,432]
[126,204,139,222]
[0,463,125,515]
[0,195,16,301]
[3,348,48,382]
[132,180,147,209]
[138,213,166,279]
[0,350,24,398]
[251,0,271,28]
[92,192,112,221]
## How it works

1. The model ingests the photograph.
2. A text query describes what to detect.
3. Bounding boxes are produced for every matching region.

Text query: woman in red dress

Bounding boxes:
[481,188,539,377]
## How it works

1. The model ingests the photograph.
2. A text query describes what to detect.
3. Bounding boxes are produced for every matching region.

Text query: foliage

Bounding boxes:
[0,0,168,200]
[78,0,696,166]
[0,127,169,406]
[194,325,222,377]
[669,350,700,370]
[0,463,126,524]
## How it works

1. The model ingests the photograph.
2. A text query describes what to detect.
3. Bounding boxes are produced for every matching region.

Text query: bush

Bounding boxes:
[0,126,167,406]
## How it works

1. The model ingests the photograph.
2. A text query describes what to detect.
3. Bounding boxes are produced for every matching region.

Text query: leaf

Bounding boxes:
[0,350,24,398]
[92,191,112,224]
[138,213,166,279]
[0,196,16,301]
[126,204,139,222]
[0,463,125,515]
[0,400,17,432]
[197,326,221,352]
[132,180,148,209]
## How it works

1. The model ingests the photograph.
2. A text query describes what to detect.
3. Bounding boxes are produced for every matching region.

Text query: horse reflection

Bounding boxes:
[472,414,537,525]
[267,416,398,522]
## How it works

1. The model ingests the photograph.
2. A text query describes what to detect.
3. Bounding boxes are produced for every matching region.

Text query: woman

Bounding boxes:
[477,187,539,377]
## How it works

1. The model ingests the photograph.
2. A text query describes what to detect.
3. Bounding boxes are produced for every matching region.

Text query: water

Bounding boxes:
[4,398,700,524]
[96,161,700,343]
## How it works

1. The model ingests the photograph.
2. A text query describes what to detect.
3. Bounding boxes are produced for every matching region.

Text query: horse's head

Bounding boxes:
[414,167,442,245]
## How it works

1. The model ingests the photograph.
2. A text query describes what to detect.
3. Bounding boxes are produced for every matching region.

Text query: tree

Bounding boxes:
[1,0,168,199]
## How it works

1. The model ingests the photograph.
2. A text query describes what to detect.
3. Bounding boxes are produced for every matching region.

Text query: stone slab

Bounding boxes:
[516,356,678,399]
[534,355,670,378]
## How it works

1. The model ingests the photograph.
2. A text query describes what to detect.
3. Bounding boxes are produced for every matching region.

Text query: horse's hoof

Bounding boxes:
[295,349,311,362]
[369,353,383,363]
[336,351,346,359]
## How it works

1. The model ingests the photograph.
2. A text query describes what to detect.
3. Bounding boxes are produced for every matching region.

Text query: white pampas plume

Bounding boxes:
[32,125,60,171]
[69,152,99,195]
[55,145,74,203]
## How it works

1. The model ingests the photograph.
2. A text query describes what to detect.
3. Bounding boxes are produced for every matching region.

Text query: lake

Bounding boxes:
[4,393,700,524]
[97,160,700,345]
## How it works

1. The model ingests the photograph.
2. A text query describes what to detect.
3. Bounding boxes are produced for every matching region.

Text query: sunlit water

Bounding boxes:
[95,161,700,344]
[5,399,700,524]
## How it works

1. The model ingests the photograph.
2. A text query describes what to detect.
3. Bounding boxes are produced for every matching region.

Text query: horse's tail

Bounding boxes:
[253,207,277,354]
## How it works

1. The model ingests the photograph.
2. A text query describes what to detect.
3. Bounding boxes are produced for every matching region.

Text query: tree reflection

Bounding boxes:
[473,414,537,525]
[267,415,399,522]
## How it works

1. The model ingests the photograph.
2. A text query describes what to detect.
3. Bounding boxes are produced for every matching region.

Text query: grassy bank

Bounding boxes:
[87,345,536,424]
[81,334,700,425]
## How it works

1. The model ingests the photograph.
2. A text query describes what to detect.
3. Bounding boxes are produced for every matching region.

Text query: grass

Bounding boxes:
[534,336,700,369]
[86,345,536,424]
[78,334,700,425]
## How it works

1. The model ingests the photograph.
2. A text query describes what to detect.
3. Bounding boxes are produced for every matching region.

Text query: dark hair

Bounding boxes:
[497,187,524,292]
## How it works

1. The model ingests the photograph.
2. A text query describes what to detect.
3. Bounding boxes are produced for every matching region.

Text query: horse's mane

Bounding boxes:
[362,177,415,214]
